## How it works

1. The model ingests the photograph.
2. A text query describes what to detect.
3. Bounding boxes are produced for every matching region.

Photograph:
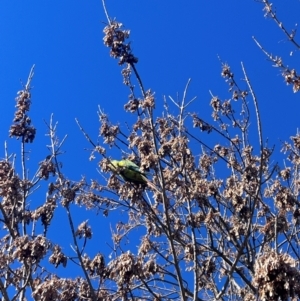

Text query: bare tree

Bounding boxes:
[1,1,300,301]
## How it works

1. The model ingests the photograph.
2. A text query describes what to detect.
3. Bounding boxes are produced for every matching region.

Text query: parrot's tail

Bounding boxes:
[145,179,161,194]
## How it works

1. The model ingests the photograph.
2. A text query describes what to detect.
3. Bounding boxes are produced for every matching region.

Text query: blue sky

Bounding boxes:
[1,0,300,286]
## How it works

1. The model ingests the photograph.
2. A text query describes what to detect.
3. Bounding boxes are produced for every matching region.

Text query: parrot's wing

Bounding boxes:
[119,159,139,169]
[127,165,145,175]
[122,168,147,184]
[120,160,146,176]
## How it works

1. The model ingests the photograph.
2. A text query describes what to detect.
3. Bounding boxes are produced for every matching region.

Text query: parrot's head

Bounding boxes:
[109,160,119,172]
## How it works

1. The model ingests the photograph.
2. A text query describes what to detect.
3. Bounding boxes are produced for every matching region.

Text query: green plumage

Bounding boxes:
[110,159,147,185]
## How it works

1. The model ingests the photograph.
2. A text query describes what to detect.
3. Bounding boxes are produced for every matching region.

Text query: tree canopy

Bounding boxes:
[1,1,300,301]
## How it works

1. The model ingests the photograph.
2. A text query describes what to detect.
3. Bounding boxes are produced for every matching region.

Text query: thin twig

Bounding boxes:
[101,0,111,25]
[261,0,300,49]
[241,62,263,152]
[25,64,35,91]
[75,118,97,148]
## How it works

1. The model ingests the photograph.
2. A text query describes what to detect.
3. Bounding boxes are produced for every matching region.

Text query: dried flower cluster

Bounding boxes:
[9,89,36,142]
[103,21,138,65]
[253,250,300,301]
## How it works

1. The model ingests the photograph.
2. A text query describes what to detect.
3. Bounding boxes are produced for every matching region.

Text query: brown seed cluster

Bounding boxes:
[253,250,300,301]
[38,156,57,180]
[103,21,138,65]
[10,235,49,264]
[283,69,300,93]
[9,90,36,142]
[49,245,67,268]
[104,252,158,286]
[32,277,92,301]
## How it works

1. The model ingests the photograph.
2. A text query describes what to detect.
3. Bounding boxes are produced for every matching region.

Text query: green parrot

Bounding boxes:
[110,159,160,193]
[110,159,147,184]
